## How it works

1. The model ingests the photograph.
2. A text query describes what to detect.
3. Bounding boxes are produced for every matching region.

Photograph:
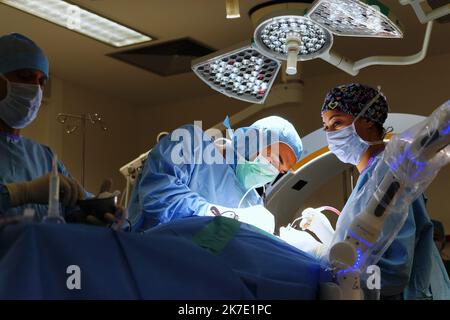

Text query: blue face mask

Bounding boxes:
[326,92,384,166]
[0,75,42,129]
[236,155,280,190]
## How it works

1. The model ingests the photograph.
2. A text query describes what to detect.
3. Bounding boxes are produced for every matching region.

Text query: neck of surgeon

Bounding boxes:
[356,143,385,173]
[0,119,20,136]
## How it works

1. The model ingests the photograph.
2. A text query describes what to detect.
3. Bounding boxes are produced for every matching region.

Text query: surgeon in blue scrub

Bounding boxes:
[0,33,120,226]
[128,116,303,232]
[320,83,450,300]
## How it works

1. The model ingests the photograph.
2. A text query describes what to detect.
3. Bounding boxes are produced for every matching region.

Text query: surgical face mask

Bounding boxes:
[236,154,279,191]
[0,75,43,129]
[326,93,384,166]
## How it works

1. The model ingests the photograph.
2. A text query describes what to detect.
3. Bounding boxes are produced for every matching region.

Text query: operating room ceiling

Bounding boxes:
[0,0,449,107]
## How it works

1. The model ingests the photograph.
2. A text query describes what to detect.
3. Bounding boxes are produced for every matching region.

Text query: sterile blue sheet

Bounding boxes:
[0,217,320,299]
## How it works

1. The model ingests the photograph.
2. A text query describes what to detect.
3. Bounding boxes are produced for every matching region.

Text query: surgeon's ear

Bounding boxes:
[358,118,375,130]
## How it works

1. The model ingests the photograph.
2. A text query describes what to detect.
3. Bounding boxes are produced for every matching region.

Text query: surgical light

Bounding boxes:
[0,0,152,47]
[254,15,333,75]
[307,0,403,38]
[192,43,281,104]
[192,0,441,104]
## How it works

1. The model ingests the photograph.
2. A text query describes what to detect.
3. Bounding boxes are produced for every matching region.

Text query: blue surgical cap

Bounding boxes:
[0,33,49,77]
[232,116,303,162]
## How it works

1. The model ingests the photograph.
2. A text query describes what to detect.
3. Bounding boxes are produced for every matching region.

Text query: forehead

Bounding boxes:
[322,110,353,123]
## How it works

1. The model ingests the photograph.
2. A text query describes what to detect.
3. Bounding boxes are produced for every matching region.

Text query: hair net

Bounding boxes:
[0,33,49,77]
[231,116,303,162]
[321,83,389,125]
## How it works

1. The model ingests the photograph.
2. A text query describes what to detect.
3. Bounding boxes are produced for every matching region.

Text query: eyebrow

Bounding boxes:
[322,114,344,125]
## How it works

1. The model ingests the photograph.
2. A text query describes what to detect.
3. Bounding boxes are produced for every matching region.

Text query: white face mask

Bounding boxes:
[326,92,384,166]
[0,75,43,129]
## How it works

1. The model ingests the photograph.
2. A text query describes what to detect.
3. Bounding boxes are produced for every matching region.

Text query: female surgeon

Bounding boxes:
[320,83,450,300]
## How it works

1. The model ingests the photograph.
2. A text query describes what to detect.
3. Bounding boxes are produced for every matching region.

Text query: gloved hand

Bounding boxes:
[66,179,129,231]
[66,205,129,230]
[236,205,275,234]
[279,226,326,259]
[86,206,129,231]
[5,173,84,208]
[207,204,275,234]
[299,207,335,246]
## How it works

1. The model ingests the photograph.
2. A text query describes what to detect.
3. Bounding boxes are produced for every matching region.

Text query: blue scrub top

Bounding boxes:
[338,154,450,299]
[0,132,88,219]
[128,124,263,232]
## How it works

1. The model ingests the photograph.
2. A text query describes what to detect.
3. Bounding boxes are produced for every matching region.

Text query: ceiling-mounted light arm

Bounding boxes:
[353,20,433,71]
[320,20,433,76]
[399,0,450,24]
[285,33,302,75]
[319,50,359,76]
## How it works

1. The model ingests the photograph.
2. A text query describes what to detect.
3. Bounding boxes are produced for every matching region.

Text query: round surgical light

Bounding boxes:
[254,15,333,61]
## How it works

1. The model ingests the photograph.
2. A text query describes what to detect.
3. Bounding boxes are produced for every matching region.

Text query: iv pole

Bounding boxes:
[56,113,107,187]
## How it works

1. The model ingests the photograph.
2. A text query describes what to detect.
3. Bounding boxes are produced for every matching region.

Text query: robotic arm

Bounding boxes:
[322,100,450,299]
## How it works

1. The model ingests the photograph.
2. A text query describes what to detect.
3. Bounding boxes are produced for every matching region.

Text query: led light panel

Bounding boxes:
[307,0,403,38]
[192,45,281,104]
[0,0,152,47]
[254,15,333,61]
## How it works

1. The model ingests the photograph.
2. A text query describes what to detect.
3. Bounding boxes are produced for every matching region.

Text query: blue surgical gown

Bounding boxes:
[128,124,263,232]
[0,132,88,219]
[337,154,450,299]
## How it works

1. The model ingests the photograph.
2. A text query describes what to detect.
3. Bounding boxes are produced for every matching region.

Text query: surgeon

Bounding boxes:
[128,116,303,232]
[317,83,450,299]
[0,33,122,226]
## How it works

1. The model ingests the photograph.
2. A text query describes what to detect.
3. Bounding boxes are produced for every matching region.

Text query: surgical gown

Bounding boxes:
[336,154,450,299]
[0,132,86,219]
[128,124,263,232]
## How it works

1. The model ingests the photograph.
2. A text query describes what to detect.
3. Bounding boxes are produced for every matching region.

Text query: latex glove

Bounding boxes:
[86,206,129,231]
[279,226,326,259]
[299,207,335,246]
[235,205,275,234]
[207,204,275,234]
[5,173,84,208]
[66,179,128,230]
[66,206,128,230]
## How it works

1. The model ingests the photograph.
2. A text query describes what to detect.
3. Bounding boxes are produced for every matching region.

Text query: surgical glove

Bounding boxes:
[235,205,275,234]
[86,206,129,231]
[299,207,335,246]
[279,226,326,259]
[5,173,84,208]
[66,179,127,230]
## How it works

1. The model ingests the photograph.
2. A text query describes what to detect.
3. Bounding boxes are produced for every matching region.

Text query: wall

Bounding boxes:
[22,75,140,195]
[137,52,450,231]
